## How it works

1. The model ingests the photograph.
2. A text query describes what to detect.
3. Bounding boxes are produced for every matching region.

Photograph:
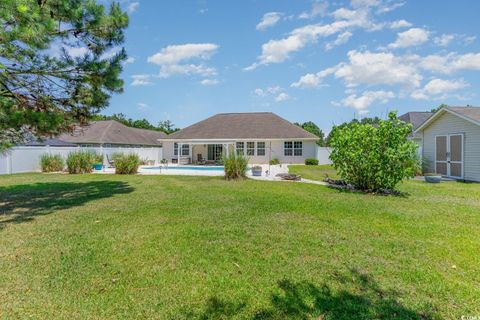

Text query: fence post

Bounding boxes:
[7,149,12,174]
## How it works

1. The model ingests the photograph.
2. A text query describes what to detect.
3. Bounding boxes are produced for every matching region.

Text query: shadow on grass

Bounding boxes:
[191,269,434,319]
[0,181,133,229]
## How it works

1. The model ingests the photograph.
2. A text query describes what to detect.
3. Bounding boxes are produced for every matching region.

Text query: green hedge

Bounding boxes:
[305,158,319,165]
[66,151,97,174]
[112,153,141,174]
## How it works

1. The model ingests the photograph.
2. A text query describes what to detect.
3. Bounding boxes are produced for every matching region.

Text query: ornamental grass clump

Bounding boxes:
[112,153,141,174]
[223,151,249,180]
[40,154,64,172]
[329,111,418,192]
[66,150,97,174]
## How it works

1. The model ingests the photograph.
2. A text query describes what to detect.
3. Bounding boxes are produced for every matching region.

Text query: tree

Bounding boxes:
[325,116,382,146]
[0,0,129,149]
[295,121,325,146]
[158,120,179,134]
[431,104,448,113]
[329,111,418,192]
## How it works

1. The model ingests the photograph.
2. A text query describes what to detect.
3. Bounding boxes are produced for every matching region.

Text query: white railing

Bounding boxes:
[0,146,162,175]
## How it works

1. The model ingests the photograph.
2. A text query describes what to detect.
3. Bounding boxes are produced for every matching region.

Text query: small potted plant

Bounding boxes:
[92,153,104,171]
[424,173,442,183]
[251,165,262,176]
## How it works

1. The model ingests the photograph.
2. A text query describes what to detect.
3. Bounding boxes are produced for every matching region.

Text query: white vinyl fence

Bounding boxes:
[316,147,332,165]
[0,146,163,175]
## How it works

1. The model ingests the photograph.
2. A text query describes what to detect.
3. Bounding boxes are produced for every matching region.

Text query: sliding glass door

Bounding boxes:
[207,144,223,161]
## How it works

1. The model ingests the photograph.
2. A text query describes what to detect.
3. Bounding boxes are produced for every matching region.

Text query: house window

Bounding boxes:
[236,142,244,155]
[257,142,266,156]
[174,143,190,156]
[284,141,293,156]
[284,141,302,156]
[247,142,255,156]
[294,141,303,156]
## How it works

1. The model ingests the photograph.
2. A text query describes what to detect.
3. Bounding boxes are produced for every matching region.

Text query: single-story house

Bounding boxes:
[159,112,319,164]
[399,111,433,157]
[415,106,480,182]
[23,138,78,147]
[57,120,166,147]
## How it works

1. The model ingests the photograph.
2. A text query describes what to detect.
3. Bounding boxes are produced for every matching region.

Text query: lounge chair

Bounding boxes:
[106,154,115,167]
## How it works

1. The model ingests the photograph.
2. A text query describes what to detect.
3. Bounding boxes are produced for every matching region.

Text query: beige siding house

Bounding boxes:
[159,112,319,164]
[415,106,480,182]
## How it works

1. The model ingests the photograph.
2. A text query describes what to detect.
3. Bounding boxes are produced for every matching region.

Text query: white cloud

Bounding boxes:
[131,74,153,86]
[275,92,290,102]
[256,12,282,30]
[388,28,430,49]
[299,1,328,19]
[341,90,395,114]
[200,79,219,86]
[463,35,476,45]
[127,1,139,13]
[376,1,405,13]
[291,66,337,88]
[389,19,412,29]
[253,86,282,96]
[334,50,422,88]
[123,56,135,65]
[418,52,480,74]
[199,8,208,14]
[325,31,352,50]
[411,78,468,100]
[434,34,455,47]
[137,102,148,110]
[147,43,219,78]
[246,1,388,70]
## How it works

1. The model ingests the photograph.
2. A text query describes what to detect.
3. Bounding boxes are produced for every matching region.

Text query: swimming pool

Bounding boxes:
[143,165,224,171]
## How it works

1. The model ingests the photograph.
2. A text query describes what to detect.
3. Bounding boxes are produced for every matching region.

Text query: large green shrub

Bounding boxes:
[329,111,418,191]
[223,151,249,180]
[66,150,96,174]
[40,154,64,172]
[112,153,141,174]
[305,158,319,165]
[269,158,280,165]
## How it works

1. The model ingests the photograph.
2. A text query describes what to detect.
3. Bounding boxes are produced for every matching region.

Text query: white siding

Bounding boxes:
[162,140,317,164]
[422,112,480,181]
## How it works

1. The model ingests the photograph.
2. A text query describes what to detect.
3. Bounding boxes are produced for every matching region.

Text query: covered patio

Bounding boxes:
[174,141,235,165]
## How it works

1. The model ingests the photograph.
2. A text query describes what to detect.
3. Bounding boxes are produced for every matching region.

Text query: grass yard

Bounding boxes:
[1,173,480,319]
[288,164,339,180]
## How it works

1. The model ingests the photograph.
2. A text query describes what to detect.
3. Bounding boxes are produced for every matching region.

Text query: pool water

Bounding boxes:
[143,165,224,171]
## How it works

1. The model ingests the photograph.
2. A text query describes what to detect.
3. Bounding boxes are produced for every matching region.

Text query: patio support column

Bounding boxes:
[178,143,182,164]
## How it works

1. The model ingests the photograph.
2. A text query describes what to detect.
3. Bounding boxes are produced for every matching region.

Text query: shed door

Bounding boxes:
[449,134,463,178]
[435,136,447,175]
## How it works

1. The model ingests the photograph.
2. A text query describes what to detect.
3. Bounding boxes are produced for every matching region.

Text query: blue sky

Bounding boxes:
[104,0,480,132]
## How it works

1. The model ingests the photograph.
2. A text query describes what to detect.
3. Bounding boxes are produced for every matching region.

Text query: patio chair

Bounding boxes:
[197,154,206,165]
[106,154,115,167]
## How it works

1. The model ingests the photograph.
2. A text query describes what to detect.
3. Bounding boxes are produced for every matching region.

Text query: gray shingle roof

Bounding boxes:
[399,112,433,130]
[448,106,480,123]
[165,112,319,140]
[58,120,166,146]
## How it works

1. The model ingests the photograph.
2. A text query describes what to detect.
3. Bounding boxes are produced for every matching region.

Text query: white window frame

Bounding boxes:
[174,143,190,156]
[257,142,266,156]
[284,141,302,156]
[294,141,303,156]
[246,141,255,156]
[236,142,244,155]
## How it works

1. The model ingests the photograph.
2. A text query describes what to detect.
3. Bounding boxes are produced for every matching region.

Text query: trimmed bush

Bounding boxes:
[223,151,249,180]
[269,158,280,165]
[329,111,418,192]
[112,153,141,174]
[305,158,319,165]
[66,150,96,174]
[40,154,64,172]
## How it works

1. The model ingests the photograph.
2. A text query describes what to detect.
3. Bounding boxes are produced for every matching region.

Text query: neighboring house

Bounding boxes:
[415,106,480,182]
[57,120,166,147]
[23,138,78,147]
[159,112,319,164]
[399,111,433,157]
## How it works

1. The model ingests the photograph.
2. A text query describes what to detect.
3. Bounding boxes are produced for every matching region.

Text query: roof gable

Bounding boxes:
[415,106,480,133]
[398,112,433,130]
[165,112,319,140]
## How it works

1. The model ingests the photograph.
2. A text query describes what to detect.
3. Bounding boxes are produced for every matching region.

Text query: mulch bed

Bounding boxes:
[323,178,402,196]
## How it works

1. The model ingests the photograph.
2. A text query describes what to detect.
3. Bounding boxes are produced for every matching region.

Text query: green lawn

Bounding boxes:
[1,173,479,319]
[288,164,339,180]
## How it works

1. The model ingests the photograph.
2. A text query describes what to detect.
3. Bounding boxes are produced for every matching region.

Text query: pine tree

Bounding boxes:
[0,0,129,149]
